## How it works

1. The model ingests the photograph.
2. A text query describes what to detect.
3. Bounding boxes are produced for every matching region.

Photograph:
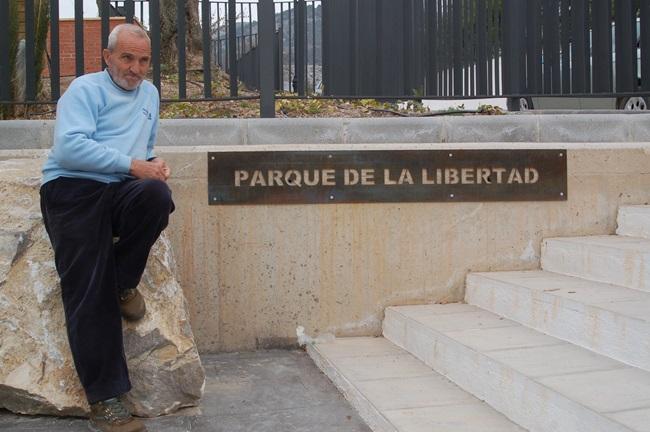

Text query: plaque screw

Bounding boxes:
[329,195,335,200]
[212,197,217,201]
[328,154,333,159]
[449,153,453,157]
[559,153,564,157]
[560,192,565,197]
[211,156,215,160]
[450,193,455,198]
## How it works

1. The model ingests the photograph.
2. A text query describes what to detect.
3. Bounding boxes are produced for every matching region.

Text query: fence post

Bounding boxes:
[50,0,60,100]
[502,0,525,97]
[259,0,275,117]
[101,0,109,70]
[125,0,135,23]
[74,0,84,77]
[228,0,238,97]
[149,0,162,94]
[295,0,306,95]
[202,0,212,98]
[642,0,650,91]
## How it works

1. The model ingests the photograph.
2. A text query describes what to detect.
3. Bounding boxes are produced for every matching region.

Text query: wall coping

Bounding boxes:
[2,114,650,150]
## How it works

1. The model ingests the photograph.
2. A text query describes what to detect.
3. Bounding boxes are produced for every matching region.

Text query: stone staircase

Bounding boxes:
[308,205,650,432]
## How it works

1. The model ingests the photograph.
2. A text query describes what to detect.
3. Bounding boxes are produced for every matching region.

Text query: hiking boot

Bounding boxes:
[119,288,146,321]
[89,397,147,432]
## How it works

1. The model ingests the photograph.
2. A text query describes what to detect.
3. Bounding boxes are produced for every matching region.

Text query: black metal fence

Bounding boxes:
[1,0,648,117]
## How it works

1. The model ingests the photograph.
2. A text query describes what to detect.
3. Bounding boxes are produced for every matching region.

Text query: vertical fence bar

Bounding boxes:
[438,0,449,96]
[278,3,283,90]
[216,3,221,67]
[426,0,437,96]
[228,0,238,96]
[348,0,356,95]
[240,3,244,57]
[296,0,306,95]
[202,0,212,98]
[544,0,560,93]
[502,0,514,95]
[0,1,9,102]
[486,0,492,95]
[452,0,461,95]
[289,1,293,89]
[463,0,469,96]
[49,0,61,101]
[177,0,187,99]
[560,0,570,93]
[526,0,540,94]
[149,0,161,95]
[476,0,486,95]
[101,0,110,70]
[443,0,452,96]
[592,0,612,93]
[249,3,253,51]
[24,0,36,101]
[75,0,85,77]
[125,0,135,23]
[259,0,275,117]
[402,0,411,95]
[468,0,474,96]
[225,3,230,71]
[615,0,635,93]
[571,0,588,93]
[642,0,650,91]
[375,0,382,95]
[495,3,502,95]
[312,1,316,92]
[322,0,329,94]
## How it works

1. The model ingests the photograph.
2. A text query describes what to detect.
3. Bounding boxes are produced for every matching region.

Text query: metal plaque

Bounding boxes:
[208,149,567,205]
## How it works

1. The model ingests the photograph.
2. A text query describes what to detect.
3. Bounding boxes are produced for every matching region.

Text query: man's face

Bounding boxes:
[102,31,151,91]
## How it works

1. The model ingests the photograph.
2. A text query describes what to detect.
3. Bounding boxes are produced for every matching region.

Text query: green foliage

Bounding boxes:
[351,98,395,111]
[276,98,325,116]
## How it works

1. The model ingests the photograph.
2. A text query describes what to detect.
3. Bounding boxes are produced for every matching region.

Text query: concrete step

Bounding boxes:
[465,270,650,371]
[307,337,527,432]
[383,304,650,432]
[617,206,650,239]
[541,235,650,292]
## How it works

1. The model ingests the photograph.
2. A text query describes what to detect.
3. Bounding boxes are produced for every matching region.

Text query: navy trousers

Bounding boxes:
[40,177,175,404]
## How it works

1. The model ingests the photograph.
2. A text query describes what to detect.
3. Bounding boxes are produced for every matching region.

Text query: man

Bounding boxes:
[40,24,173,432]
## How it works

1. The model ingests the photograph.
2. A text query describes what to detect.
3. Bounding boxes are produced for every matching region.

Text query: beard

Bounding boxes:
[107,66,143,91]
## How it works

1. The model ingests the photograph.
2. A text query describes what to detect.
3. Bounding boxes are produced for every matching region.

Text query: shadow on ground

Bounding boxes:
[0,350,371,432]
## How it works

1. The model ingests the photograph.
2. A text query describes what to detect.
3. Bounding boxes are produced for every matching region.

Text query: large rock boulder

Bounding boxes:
[0,158,205,417]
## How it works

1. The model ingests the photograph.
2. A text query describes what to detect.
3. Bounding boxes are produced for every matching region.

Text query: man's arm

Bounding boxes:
[51,81,132,174]
[133,90,170,181]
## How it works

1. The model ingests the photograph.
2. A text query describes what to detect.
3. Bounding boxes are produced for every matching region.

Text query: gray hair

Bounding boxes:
[107,24,150,51]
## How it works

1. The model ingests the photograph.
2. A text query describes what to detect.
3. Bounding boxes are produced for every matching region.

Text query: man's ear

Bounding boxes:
[102,49,111,66]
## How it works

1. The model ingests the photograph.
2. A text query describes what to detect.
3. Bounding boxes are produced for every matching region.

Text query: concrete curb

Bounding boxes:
[2,114,650,150]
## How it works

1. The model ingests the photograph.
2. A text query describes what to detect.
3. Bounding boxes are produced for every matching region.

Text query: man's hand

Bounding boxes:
[129,158,171,181]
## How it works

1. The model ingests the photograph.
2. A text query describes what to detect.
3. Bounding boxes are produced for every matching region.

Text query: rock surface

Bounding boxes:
[0,158,205,417]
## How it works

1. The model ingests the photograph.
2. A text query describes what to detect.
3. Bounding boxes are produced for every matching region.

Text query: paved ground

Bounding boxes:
[0,350,371,432]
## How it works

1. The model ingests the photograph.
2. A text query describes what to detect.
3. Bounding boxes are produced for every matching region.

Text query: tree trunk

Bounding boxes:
[160,0,203,67]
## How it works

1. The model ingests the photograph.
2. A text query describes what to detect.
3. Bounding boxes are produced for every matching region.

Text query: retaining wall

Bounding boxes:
[2,115,650,352]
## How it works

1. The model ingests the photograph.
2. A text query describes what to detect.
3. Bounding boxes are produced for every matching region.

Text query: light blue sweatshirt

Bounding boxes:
[42,69,160,185]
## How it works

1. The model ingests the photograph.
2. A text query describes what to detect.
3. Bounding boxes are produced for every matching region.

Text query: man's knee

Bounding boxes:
[138,179,173,211]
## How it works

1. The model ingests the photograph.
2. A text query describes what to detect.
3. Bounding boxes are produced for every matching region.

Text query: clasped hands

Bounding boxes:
[129,158,171,182]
